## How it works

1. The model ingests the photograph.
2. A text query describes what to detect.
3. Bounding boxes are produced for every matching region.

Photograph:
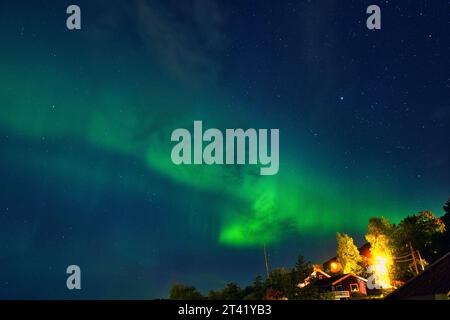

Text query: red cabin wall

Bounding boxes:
[334,276,367,295]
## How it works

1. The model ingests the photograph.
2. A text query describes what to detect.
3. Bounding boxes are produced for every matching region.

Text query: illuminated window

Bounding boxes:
[350,284,359,292]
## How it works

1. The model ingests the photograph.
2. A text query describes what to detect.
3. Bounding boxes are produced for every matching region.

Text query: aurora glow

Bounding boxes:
[0,1,448,298]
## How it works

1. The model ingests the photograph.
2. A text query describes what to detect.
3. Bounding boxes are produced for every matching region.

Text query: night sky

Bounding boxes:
[0,0,449,299]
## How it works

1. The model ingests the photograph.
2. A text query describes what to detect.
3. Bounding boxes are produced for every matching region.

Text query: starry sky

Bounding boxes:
[0,0,449,299]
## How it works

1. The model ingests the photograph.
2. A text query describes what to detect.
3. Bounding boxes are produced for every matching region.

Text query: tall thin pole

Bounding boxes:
[263,244,270,279]
[417,250,425,271]
[409,242,419,275]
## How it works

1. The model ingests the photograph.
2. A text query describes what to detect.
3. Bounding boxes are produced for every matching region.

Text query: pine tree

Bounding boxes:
[294,255,312,283]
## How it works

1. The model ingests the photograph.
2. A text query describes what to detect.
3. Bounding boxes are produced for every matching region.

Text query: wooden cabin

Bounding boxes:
[314,273,368,300]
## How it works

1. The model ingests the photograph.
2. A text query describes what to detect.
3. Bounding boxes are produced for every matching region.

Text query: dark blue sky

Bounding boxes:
[0,0,448,298]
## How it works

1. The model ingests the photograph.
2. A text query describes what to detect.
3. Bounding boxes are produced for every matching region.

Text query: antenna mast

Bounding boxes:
[263,244,270,278]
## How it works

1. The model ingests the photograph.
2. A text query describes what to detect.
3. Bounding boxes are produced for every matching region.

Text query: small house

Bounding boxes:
[314,273,368,300]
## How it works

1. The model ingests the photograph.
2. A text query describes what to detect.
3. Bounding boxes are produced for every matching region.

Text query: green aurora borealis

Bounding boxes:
[0,58,421,246]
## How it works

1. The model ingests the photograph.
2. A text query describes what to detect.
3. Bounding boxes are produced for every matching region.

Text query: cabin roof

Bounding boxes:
[386,252,450,299]
[314,273,367,287]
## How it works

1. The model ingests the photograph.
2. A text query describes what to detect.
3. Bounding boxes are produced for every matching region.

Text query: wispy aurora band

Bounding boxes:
[0,70,411,247]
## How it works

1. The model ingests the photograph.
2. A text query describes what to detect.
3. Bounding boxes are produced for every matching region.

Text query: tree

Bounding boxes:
[264,268,292,299]
[336,233,364,275]
[243,275,265,300]
[434,198,450,258]
[397,210,446,264]
[444,197,450,215]
[367,217,395,236]
[207,282,243,300]
[169,283,204,300]
[365,217,395,288]
[365,212,446,282]
[221,282,243,300]
[293,255,312,283]
[398,211,445,249]
[207,289,223,300]
[286,255,313,299]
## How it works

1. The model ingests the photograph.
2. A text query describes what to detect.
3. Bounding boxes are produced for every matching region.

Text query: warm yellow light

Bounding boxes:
[371,255,392,289]
[330,261,339,272]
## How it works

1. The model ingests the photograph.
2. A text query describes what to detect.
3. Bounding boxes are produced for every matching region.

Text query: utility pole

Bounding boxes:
[417,250,425,271]
[263,244,270,279]
[409,242,419,275]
